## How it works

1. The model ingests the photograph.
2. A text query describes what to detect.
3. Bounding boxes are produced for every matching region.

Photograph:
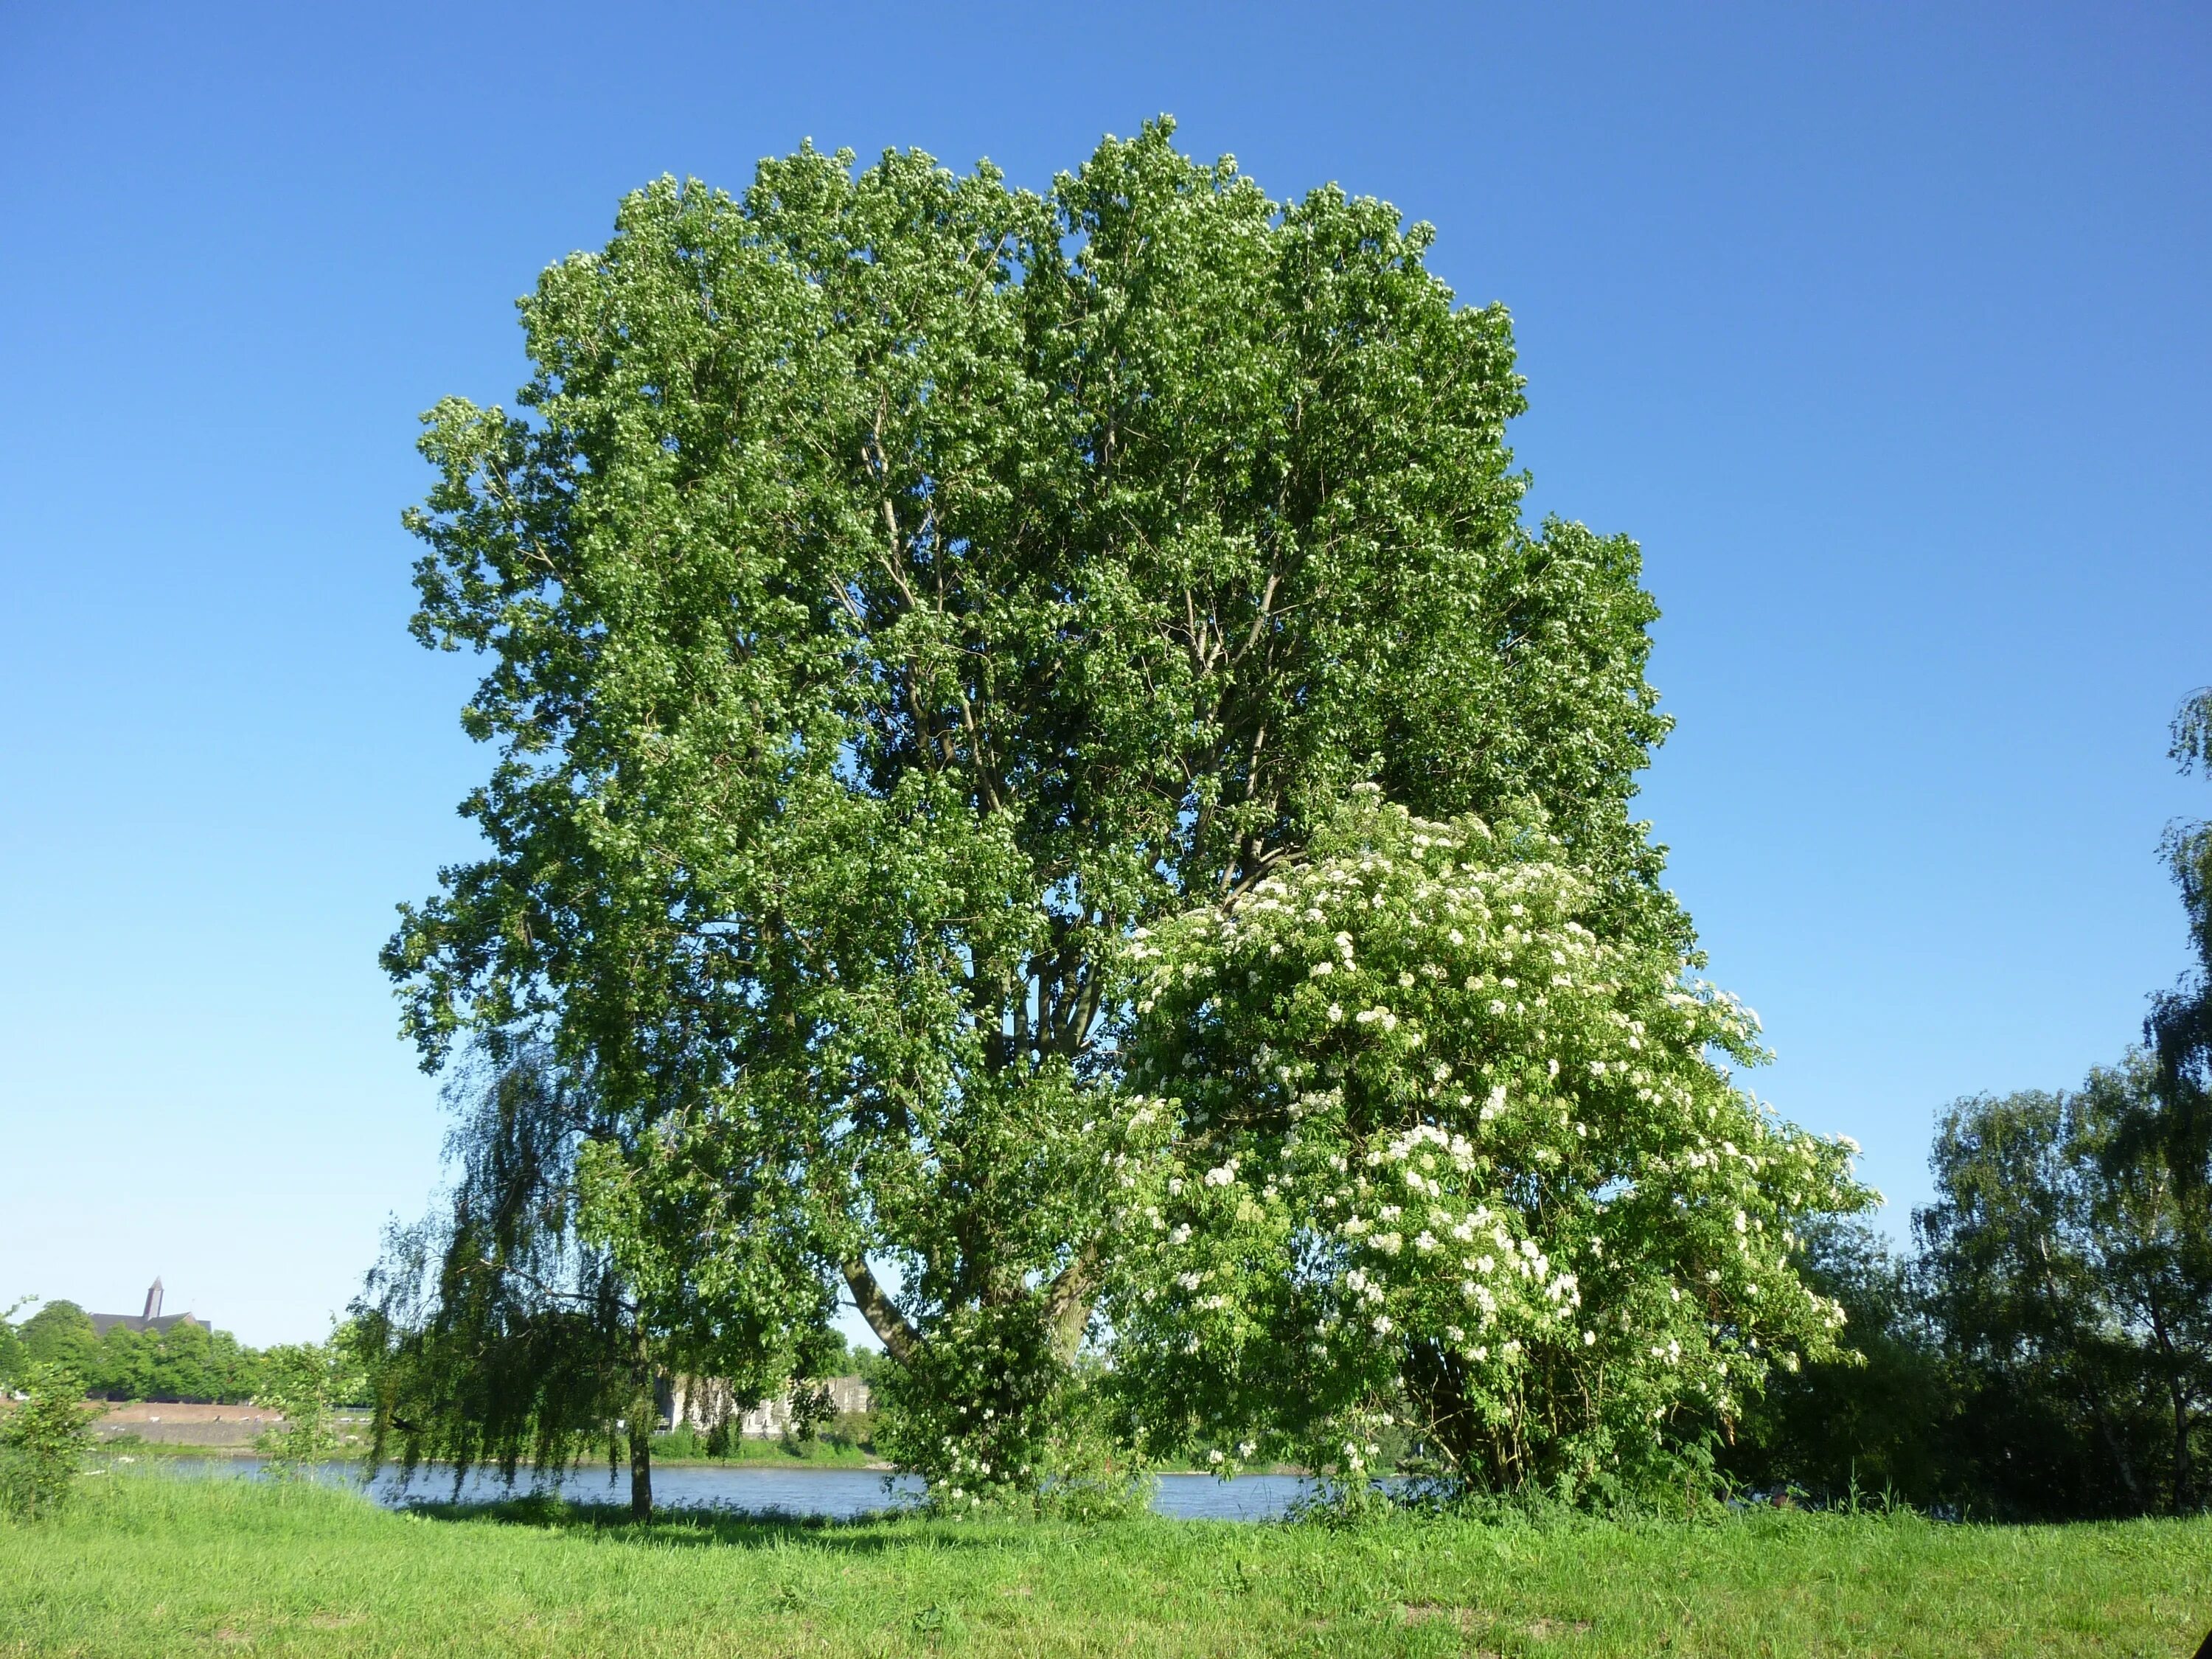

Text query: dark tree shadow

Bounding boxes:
[389,1492,1029,1554]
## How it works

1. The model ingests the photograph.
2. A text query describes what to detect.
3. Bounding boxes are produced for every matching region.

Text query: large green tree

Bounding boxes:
[390,119,1679,1495]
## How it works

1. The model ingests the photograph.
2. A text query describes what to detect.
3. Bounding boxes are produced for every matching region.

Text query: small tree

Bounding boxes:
[1106,794,1870,1503]
[0,1364,102,1520]
[359,1048,832,1520]
[254,1342,352,1478]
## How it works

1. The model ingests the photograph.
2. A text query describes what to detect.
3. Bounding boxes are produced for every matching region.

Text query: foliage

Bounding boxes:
[874,1346,1153,1519]
[1105,793,1871,1501]
[650,1422,877,1465]
[0,1363,101,1520]
[1913,1062,2212,1517]
[359,1051,662,1515]
[17,1302,98,1378]
[9,1472,2212,1657]
[1722,1218,1956,1508]
[253,1338,365,1478]
[84,1320,265,1405]
[2146,687,2212,1189]
[8,1299,265,1405]
[358,1050,840,1518]
[1722,698,2212,1521]
[388,117,1682,1492]
[2074,1062,2212,1512]
[0,1302,24,1389]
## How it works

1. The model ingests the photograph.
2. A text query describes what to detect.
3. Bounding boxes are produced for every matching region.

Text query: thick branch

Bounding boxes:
[842,1259,920,1364]
[1043,1239,1101,1363]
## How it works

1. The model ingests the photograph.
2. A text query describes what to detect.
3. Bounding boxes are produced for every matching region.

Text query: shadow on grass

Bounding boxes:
[386,1490,1033,1554]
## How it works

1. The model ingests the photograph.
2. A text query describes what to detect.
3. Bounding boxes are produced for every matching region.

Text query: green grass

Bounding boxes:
[2,1468,2208,1657]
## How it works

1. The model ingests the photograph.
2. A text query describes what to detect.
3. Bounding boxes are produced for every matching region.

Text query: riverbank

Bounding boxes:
[4,1466,2208,1655]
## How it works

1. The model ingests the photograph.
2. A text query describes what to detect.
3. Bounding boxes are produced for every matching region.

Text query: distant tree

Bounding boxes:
[16,1304,95,1380]
[1722,1218,1956,1507]
[1913,1067,2211,1517]
[1915,1087,2141,1515]
[88,1324,152,1401]
[1740,694,2212,1520]
[843,1343,891,1392]
[147,1324,209,1402]
[218,1329,267,1404]
[2074,1060,2212,1512]
[389,118,1681,1502]
[69,1319,265,1405]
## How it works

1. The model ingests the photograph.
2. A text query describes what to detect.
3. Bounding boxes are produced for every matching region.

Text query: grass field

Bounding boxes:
[2,1469,2208,1657]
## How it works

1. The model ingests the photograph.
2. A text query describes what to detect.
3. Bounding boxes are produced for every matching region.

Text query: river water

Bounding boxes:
[150,1455,1313,1522]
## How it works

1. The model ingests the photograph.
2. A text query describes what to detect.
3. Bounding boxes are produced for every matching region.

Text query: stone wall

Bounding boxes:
[86,1401,372,1447]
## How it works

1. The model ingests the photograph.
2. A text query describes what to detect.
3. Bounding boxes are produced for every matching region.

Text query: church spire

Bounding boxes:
[143,1278,164,1321]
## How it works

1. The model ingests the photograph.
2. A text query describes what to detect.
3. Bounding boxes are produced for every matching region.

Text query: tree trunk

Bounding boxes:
[628,1418,653,1522]
[628,1325,656,1523]
[2173,1389,2193,1515]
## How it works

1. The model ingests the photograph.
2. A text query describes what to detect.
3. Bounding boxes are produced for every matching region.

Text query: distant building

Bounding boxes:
[86,1278,204,1339]
[666,1374,872,1436]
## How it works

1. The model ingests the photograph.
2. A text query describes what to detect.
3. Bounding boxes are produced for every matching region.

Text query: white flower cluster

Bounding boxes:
[1107,797,1872,1478]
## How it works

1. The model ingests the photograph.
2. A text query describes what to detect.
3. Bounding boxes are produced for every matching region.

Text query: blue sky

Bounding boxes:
[2,2,2205,1346]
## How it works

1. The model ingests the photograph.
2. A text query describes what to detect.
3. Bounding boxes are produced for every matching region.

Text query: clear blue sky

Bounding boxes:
[2,3,2205,1347]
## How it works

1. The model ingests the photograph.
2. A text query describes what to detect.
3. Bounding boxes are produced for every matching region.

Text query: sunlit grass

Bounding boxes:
[1,1466,2207,1655]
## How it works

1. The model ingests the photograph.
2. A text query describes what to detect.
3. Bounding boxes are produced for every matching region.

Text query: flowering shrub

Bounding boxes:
[873,1303,1152,1519]
[1106,792,1872,1499]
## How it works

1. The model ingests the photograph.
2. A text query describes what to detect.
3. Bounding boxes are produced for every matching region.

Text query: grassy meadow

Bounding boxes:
[4,1469,2209,1657]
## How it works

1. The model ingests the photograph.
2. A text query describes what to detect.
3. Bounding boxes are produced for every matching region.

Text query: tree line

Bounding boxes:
[1731,695,2212,1520]
[355,119,2207,1523]
[1,1303,267,1405]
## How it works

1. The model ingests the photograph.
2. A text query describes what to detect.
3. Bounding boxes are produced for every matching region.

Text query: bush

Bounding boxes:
[0,1363,102,1520]
[254,1343,352,1477]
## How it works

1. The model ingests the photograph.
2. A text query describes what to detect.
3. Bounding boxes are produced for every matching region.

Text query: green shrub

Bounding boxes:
[0,1364,102,1520]
[253,1343,349,1477]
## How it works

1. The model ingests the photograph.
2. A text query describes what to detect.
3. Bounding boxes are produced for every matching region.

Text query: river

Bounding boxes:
[147,1455,1316,1521]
